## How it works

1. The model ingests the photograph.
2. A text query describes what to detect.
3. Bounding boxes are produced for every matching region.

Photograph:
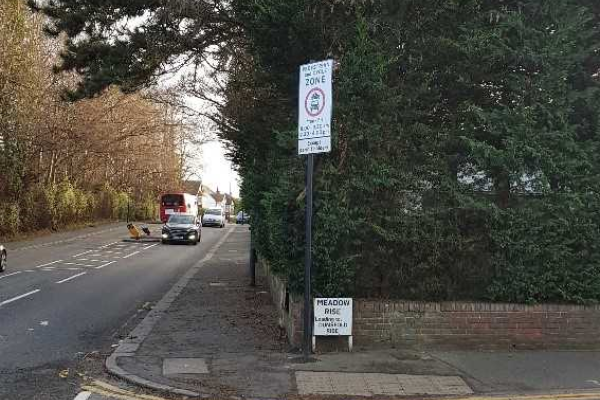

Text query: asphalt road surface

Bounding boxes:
[0,223,228,400]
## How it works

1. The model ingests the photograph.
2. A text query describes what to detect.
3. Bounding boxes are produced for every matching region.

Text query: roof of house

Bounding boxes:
[182,180,202,196]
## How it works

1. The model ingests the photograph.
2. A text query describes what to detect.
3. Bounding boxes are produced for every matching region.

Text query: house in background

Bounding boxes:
[182,180,203,199]
[196,185,235,219]
[183,179,237,219]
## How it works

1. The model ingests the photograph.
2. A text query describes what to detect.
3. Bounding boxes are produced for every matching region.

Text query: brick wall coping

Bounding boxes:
[353,299,600,313]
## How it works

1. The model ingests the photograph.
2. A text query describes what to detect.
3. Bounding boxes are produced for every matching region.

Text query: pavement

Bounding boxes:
[72,224,600,400]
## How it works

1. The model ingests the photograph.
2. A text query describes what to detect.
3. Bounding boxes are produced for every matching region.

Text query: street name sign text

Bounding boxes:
[314,297,352,336]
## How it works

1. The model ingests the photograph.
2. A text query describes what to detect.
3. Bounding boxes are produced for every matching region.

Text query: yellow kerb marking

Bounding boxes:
[82,380,171,400]
[449,392,600,400]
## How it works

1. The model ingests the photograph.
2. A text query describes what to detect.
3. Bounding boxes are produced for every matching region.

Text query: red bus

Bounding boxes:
[160,193,199,223]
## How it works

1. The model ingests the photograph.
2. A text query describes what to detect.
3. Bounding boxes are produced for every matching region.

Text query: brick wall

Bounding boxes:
[259,258,303,346]
[353,301,600,350]
[261,259,600,351]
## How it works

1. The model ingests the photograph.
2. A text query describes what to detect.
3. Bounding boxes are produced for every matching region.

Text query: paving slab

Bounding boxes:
[163,358,209,375]
[295,371,473,397]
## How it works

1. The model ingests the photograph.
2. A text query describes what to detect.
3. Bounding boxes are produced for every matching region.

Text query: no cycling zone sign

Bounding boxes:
[298,60,333,155]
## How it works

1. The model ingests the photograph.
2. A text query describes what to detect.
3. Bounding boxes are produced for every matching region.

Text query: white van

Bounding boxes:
[202,207,225,228]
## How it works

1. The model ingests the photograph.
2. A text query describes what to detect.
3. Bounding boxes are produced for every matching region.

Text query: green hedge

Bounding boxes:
[233,1,600,304]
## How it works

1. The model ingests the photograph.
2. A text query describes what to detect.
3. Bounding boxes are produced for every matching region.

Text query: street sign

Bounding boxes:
[314,298,352,336]
[298,60,333,155]
[298,59,335,357]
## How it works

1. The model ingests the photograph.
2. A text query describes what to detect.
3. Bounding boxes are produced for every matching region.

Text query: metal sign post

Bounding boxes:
[298,60,333,358]
[303,153,314,357]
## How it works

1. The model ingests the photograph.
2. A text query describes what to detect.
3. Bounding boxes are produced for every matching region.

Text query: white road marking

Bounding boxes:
[143,243,159,250]
[0,289,40,307]
[100,241,118,248]
[122,251,140,259]
[0,271,22,280]
[40,321,49,326]
[35,260,63,269]
[56,272,87,284]
[73,391,92,400]
[73,250,93,258]
[61,262,97,267]
[77,259,110,263]
[95,261,116,270]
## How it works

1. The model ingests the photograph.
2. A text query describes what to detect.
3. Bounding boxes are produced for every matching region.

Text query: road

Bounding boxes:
[0,223,228,400]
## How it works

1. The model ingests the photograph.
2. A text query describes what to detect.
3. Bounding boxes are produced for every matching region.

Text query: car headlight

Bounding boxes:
[162,233,169,239]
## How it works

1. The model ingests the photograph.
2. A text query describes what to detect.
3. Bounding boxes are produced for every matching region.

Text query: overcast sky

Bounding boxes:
[200,140,239,198]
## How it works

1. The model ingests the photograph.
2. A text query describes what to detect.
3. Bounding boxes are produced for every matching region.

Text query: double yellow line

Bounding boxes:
[450,392,600,400]
[82,380,171,400]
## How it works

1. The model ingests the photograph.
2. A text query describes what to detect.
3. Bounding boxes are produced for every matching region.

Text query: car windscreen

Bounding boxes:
[205,209,222,215]
[167,215,195,224]
[162,194,184,207]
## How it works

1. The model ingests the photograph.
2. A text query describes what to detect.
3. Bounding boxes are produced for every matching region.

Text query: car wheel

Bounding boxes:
[161,240,169,245]
[0,251,6,272]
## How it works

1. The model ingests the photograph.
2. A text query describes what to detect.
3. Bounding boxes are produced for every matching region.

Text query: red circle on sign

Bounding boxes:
[305,88,326,117]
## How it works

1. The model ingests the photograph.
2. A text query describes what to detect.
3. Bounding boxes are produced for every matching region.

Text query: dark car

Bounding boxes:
[161,214,201,245]
[0,244,6,273]
[236,211,250,225]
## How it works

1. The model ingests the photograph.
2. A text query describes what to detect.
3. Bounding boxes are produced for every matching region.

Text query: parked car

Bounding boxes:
[202,207,225,228]
[161,214,201,245]
[0,244,6,273]
[236,211,250,225]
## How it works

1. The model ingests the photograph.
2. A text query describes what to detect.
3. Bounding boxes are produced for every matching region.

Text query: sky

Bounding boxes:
[199,140,239,198]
